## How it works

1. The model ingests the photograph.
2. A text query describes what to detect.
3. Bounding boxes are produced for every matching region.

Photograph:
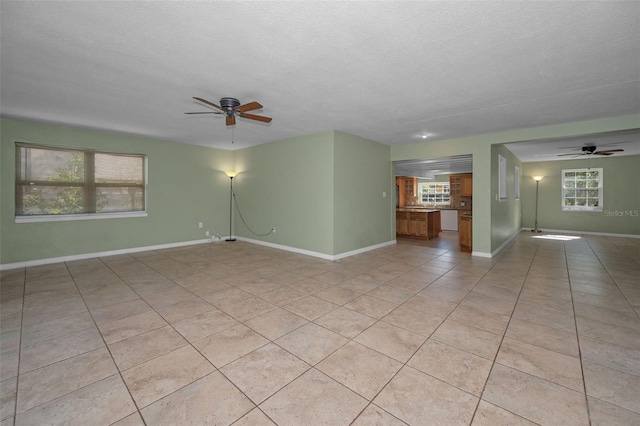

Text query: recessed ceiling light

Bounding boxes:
[421,134,428,139]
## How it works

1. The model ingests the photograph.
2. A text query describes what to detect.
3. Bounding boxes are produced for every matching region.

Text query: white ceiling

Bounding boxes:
[1,1,639,152]
[506,128,640,162]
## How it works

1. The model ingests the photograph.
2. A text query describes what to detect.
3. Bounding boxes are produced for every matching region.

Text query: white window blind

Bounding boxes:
[15,143,146,217]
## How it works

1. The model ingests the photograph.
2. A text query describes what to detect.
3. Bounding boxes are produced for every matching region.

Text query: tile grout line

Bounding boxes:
[470,233,538,425]
[10,267,27,426]
[65,259,149,426]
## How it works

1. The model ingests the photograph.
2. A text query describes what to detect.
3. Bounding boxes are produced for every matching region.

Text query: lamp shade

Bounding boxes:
[533,176,544,182]
[225,171,238,178]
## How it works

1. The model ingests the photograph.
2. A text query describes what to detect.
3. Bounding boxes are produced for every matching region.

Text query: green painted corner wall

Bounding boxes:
[0,118,233,264]
[232,130,394,256]
[333,131,393,254]
[491,144,522,251]
[522,155,640,235]
[232,131,335,254]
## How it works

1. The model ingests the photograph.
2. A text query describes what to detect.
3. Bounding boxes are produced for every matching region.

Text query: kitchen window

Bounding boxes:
[419,182,450,205]
[561,168,603,212]
[15,143,146,221]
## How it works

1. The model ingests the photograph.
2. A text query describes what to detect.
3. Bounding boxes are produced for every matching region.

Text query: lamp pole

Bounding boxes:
[532,176,543,233]
[225,171,238,241]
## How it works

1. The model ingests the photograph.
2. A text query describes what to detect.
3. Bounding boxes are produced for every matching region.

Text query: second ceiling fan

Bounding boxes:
[186,97,272,126]
[557,145,624,157]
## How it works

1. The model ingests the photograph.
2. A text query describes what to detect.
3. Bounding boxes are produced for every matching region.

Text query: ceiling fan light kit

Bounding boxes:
[185,97,272,127]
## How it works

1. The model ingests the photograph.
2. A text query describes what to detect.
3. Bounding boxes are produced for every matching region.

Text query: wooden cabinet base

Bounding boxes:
[459,215,472,252]
[396,210,441,240]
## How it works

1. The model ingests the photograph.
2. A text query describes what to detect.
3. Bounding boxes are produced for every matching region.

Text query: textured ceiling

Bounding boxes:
[1,1,639,153]
[506,128,640,162]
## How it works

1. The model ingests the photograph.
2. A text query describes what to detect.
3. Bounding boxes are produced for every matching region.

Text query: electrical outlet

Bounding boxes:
[206,231,210,237]
[198,222,203,229]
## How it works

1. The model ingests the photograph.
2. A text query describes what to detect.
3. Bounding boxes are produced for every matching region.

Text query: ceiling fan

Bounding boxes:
[185,97,272,126]
[558,145,624,157]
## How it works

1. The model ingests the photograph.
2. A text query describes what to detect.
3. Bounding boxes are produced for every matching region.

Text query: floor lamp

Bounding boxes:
[532,176,543,233]
[225,171,238,241]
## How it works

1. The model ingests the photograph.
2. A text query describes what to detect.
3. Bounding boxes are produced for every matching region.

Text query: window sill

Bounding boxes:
[15,211,148,223]
[561,207,603,212]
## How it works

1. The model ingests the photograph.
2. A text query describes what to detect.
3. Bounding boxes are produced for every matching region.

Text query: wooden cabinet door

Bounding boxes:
[459,216,472,252]
[396,211,409,235]
[461,175,473,196]
[403,177,416,197]
[406,212,427,237]
[449,176,462,196]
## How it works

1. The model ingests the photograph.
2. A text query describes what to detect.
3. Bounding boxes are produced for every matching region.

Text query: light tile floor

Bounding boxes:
[1,231,639,425]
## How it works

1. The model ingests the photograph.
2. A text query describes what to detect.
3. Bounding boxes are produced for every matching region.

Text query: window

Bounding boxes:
[562,168,603,212]
[498,154,507,200]
[419,182,450,205]
[514,165,520,199]
[15,143,146,219]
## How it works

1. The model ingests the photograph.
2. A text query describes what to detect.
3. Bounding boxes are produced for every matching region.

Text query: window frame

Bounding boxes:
[561,168,603,212]
[15,142,148,223]
[514,165,520,200]
[498,154,507,201]
[418,182,451,205]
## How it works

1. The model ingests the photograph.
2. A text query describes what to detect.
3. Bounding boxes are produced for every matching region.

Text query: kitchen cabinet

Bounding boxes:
[396,211,409,235]
[449,174,472,197]
[396,176,417,206]
[396,209,441,239]
[459,214,472,252]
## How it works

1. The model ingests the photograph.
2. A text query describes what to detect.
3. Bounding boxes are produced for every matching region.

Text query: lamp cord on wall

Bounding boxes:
[232,190,275,237]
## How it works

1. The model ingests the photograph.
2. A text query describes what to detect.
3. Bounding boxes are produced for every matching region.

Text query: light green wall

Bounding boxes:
[523,155,640,235]
[233,130,394,256]
[491,144,522,250]
[232,131,335,254]
[391,114,639,255]
[0,118,233,264]
[333,131,393,254]
[3,114,638,265]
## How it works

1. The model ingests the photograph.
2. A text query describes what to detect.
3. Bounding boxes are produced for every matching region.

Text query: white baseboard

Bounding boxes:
[334,240,398,260]
[236,237,397,261]
[0,238,398,270]
[471,251,492,258]
[476,229,523,258]
[0,239,211,270]
[521,228,640,239]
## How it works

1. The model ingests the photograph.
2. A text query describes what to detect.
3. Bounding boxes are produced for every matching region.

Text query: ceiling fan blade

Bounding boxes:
[557,153,581,157]
[236,101,263,112]
[193,97,222,110]
[239,112,272,123]
[595,149,624,154]
[226,115,236,126]
[184,111,223,115]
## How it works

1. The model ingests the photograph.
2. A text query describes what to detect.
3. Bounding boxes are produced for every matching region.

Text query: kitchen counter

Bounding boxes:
[400,206,458,210]
[397,208,440,213]
[396,209,441,240]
